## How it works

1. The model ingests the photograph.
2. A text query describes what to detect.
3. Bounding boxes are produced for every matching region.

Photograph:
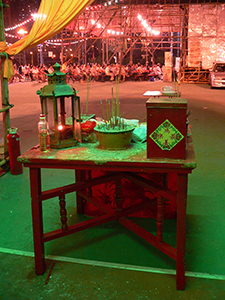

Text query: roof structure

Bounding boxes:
[55,1,224,84]
[93,0,225,4]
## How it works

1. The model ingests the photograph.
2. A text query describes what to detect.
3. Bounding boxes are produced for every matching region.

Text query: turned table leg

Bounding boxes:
[115,176,123,211]
[156,194,164,244]
[176,173,188,290]
[30,167,45,275]
[75,170,86,214]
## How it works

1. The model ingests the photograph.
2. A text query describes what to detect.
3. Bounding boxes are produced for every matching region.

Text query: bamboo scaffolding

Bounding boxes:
[0,0,10,160]
[63,3,187,66]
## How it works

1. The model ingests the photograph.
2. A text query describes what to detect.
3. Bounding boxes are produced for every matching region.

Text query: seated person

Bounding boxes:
[105,64,114,81]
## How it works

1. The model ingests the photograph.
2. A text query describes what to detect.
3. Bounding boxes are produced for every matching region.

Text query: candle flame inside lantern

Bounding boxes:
[58,124,63,131]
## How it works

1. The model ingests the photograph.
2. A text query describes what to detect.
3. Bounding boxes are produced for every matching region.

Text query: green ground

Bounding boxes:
[0,80,225,299]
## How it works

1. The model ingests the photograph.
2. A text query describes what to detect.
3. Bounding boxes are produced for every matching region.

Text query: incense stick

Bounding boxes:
[106,98,109,122]
[86,76,90,114]
[99,100,106,122]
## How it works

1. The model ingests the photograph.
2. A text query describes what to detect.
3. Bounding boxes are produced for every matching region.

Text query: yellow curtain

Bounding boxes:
[0,0,94,78]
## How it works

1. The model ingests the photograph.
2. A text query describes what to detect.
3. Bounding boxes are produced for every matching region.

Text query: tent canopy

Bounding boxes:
[0,0,94,78]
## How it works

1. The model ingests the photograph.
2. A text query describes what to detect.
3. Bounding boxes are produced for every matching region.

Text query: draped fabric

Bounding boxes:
[84,171,177,219]
[0,0,94,78]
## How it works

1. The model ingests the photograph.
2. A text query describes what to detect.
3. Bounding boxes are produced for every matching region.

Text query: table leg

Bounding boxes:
[156,194,164,243]
[87,170,93,197]
[115,177,123,211]
[29,167,45,275]
[59,193,68,232]
[75,170,86,214]
[176,173,188,290]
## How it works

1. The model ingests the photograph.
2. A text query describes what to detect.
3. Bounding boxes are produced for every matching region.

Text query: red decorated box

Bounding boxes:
[146,98,187,159]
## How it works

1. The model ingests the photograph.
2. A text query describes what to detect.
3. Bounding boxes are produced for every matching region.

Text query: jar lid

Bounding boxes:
[8,127,18,134]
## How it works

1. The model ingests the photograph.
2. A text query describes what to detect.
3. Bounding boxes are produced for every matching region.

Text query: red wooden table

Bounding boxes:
[18,134,196,290]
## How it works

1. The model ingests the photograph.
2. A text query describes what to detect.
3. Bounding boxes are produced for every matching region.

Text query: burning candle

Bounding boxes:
[58,124,63,131]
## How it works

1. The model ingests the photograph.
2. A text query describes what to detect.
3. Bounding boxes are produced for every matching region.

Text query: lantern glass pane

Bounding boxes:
[45,98,55,135]
[56,97,74,141]
[73,96,82,143]
[56,97,73,126]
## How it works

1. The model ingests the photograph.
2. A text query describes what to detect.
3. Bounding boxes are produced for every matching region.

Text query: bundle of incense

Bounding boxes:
[98,84,122,129]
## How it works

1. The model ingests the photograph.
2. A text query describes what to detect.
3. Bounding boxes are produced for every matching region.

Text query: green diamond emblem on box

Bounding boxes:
[150,119,184,151]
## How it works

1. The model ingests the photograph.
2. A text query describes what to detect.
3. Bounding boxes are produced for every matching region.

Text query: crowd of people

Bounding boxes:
[9,62,164,84]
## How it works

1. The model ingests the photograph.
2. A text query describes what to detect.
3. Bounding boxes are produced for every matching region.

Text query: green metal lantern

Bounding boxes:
[37,63,81,149]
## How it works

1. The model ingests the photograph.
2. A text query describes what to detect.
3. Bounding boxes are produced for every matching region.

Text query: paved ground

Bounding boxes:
[0,80,225,299]
[1,79,225,151]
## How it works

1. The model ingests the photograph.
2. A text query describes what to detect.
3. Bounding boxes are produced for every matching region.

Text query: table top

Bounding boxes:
[143,90,180,97]
[18,135,196,173]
